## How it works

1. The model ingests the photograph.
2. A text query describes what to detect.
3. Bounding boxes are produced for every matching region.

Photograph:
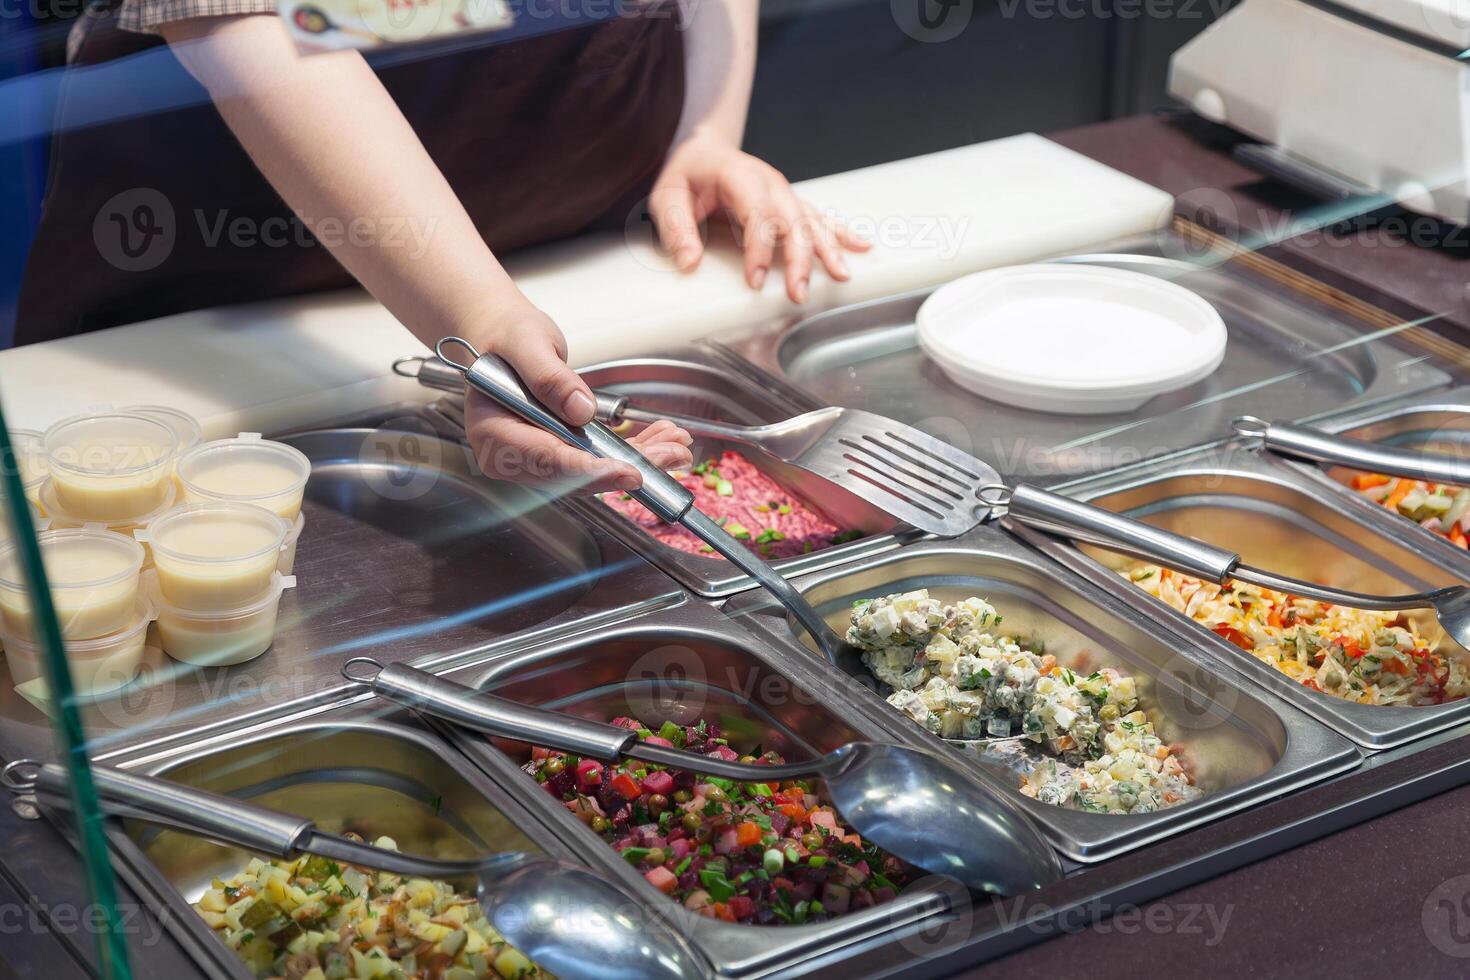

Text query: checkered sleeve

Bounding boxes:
[114,0,280,35]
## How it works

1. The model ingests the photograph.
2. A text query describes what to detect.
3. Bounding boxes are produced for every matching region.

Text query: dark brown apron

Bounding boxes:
[15,4,685,346]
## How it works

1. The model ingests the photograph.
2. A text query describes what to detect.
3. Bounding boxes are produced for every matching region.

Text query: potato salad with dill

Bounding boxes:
[847,590,1200,815]
[1127,564,1470,706]
[192,838,541,980]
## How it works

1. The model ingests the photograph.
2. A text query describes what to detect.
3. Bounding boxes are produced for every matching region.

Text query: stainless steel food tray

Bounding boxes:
[709,232,1450,485]
[1016,444,1470,749]
[1259,386,1470,575]
[0,406,687,767]
[429,599,969,978]
[89,707,577,980]
[720,527,1359,863]
[562,355,915,597]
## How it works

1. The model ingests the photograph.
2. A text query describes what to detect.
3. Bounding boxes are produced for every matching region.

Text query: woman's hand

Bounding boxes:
[650,130,870,304]
[462,305,693,494]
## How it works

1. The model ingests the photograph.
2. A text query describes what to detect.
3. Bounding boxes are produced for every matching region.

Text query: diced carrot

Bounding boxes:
[644,866,678,894]
[713,902,737,923]
[777,803,806,821]
[1384,480,1418,511]
[1452,526,1468,549]
[735,821,762,847]
[1267,608,1284,629]
[1352,473,1392,491]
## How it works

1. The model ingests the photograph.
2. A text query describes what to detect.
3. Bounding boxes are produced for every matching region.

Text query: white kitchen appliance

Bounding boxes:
[1169,0,1470,225]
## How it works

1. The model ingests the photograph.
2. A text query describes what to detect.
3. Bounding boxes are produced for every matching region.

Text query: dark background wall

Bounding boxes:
[0,0,1229,345]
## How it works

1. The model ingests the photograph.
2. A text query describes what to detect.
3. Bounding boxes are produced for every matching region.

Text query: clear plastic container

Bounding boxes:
[38,479,176,568]
[279,511,306,575]
[0,528,145,639]
[140,502,288,611]
[2,596,153,696]
[151,571,294,666]
[8,429,49,507]
[124,405,203,490]
[177,433,311,520]
[43,413,179,522]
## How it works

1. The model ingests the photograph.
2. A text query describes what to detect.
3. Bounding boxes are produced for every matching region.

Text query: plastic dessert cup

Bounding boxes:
[278,512,306,575]
[139,502,289,611]
[177,433,311,521]
[0,528,145,639]
[125,405,203,490]
[152,572,295,667]
[2,596,153,696]
[43,413,179,522]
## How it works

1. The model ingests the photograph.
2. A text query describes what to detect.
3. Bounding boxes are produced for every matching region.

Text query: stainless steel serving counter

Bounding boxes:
[11,229,1470,979]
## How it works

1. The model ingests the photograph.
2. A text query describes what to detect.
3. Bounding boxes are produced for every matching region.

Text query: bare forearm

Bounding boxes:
[161,15,522,348]
[674,0,757,146]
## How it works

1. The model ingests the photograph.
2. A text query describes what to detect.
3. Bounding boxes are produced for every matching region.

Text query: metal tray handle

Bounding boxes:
[351,660,639,761]
[1236,416,1470,487]
[29,762,313,857]
[1004,483,1241,582]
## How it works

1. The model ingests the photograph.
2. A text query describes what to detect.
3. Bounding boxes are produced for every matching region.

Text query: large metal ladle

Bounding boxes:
[342,659,1063,894]
[4,759,707,980]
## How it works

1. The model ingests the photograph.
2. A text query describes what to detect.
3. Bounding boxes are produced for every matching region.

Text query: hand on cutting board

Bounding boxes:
[650,130,870,304]
[463,307,694,494]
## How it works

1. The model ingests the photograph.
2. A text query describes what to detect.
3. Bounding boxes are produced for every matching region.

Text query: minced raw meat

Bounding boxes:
[600,450,860,559]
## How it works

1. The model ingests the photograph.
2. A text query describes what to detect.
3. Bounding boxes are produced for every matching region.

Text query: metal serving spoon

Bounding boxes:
[4,760,706,980]
[343,659,1062,895]
[998,482,1470,655]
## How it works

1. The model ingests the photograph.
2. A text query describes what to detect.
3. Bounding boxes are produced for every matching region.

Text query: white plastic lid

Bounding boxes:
[124,405,204,457]
[43,412,178,478]
[140,501,290,565]
[177,433,311,504]
[0,527,145,593]
[0,595,155,655]
[916,264,1227,415]
[147,569,296,621]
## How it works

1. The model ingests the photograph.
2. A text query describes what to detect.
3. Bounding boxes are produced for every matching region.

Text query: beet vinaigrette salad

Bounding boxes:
[522,717,914,925]
[599,450,862,558]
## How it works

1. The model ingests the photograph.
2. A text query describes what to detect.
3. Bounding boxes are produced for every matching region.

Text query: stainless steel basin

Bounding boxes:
[1029,448,1470,748]
[723,527,1359,862]
[568,356,908,597]
[433,605,963,978]
[103,713,569,979]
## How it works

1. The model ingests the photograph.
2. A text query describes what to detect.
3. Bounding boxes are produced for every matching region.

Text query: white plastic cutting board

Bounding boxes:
[0,133,1172,436]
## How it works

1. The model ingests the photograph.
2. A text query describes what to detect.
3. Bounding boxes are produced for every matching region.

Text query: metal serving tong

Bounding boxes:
[1,760,706,980]
[341,658,1062,895]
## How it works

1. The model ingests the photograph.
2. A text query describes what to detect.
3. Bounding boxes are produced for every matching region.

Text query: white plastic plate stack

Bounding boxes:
[916,264,1228,415]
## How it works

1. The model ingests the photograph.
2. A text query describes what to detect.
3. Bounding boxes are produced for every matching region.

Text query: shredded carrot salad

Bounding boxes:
[1127,565,1470,706]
